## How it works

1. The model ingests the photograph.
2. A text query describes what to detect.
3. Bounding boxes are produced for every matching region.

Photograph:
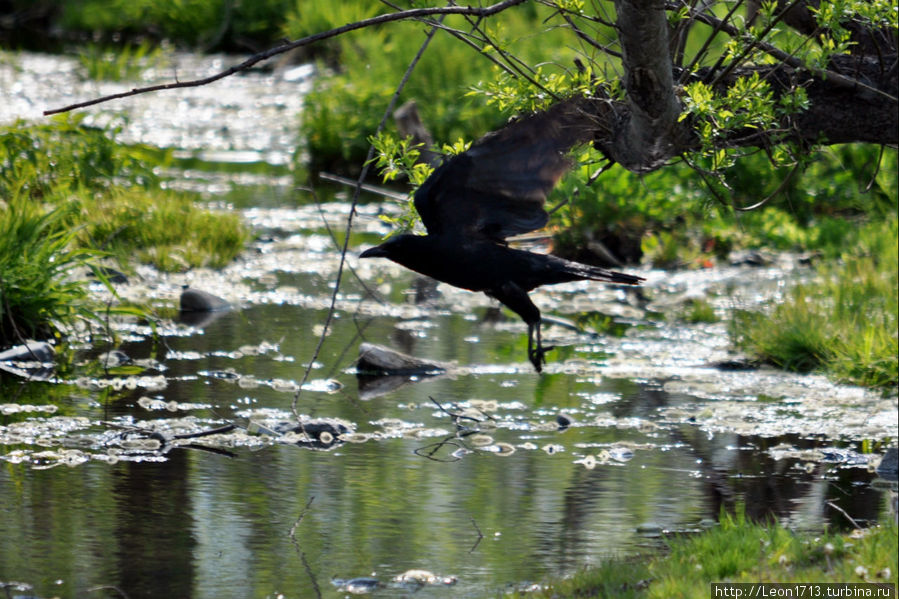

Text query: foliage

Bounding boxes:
[499,512,898,598]
[55,0,294,50]
[0,115,162,199]
[0,117,250,345]
[296,2,580,176]
[680,73,809,175]
[0,196,96,344]
[367,133,472,234]
[0,116,249,272]
[549,143,897,267]
[731,217,898,388]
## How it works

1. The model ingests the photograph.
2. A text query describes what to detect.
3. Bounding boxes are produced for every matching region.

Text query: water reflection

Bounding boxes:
[1,276,895,599]
[2,325,893,599]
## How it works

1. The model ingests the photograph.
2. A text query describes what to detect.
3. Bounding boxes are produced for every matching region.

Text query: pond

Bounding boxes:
[1,51,896,599]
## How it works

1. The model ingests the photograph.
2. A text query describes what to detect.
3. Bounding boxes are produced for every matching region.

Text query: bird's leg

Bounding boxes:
[527,320,555,373]
[490,283,553,373]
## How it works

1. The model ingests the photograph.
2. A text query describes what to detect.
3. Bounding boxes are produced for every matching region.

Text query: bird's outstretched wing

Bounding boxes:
[413,97,594,243]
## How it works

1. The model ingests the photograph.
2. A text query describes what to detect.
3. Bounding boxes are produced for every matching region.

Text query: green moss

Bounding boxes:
[82,188,249,271]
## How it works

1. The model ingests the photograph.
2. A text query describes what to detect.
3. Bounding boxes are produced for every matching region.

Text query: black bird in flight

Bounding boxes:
[360,98,643,372]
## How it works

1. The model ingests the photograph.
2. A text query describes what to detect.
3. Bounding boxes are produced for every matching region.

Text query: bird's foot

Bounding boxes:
[528,344,555,373]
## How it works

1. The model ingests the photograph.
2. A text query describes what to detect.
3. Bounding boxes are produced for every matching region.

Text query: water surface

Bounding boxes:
[1,51,896,599]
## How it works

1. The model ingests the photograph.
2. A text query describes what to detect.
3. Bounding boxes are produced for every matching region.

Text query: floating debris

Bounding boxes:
[0,404,58,416]
[393,569,457,588]
[96,350,131,369]
[331,576,382,594]
[137,397,213,412]
[246,417,354,450]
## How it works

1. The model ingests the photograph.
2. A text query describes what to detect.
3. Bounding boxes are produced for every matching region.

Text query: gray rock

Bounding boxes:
[179,287,231,312]
[356,342,449,375]
[0,340,55,380]
[0,340,54,363]
[876,447,898,481]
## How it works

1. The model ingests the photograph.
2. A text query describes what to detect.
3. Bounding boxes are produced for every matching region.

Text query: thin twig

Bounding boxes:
[680,0,746,81]
[318,172,409,201]
[85,586,130,599]
[44,0,526,115]
[290,15,446,420]
[669,1,898,103]
[734,159,801,210]
[559,10,622,59]
[863,145,885,192]
[469,516,485,553]
[288,496,316,541]
[826,500,863,529]
[288,496,321,599]
[304,184,389,303]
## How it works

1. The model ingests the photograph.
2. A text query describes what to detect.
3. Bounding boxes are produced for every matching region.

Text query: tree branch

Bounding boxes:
[606,0,687,171]
[43,0,526,116]
[670,1,898,103]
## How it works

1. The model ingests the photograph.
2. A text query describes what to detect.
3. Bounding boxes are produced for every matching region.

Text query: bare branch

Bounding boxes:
[43,0,526,116]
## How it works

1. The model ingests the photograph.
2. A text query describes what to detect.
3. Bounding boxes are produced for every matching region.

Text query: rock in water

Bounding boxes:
[0,340,55,380]
[356,342,449,375]
[179,287,231,312]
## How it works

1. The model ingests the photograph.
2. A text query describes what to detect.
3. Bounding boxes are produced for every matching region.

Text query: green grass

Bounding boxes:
[680,299,719,324]
[76,40,166,81]
[0,116,249,272]
[0,116,250,346]
[731,217,898,388]
[0,196,96,344]
[81,187,249,271]
[498,513,898,599]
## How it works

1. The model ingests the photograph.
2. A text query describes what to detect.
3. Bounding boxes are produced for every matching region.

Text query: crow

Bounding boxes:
[360,98,643,372]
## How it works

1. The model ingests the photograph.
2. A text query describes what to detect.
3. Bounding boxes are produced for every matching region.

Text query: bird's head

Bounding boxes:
[359,234,421,261]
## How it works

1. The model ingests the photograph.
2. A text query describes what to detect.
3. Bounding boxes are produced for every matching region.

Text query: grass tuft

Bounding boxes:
[498,513,898,599]
[0,116,250,345]
[0,196,95,344]
[77,41,166,81]
[731,217,898,388]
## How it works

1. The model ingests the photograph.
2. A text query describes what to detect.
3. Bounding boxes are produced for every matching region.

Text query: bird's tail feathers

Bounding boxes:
[566,262,644,286]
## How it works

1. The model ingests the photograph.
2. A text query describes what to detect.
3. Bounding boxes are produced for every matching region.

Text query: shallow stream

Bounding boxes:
[1,51,896,599]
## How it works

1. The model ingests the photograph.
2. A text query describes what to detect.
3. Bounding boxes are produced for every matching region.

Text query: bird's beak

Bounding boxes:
[360,246,387,259]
